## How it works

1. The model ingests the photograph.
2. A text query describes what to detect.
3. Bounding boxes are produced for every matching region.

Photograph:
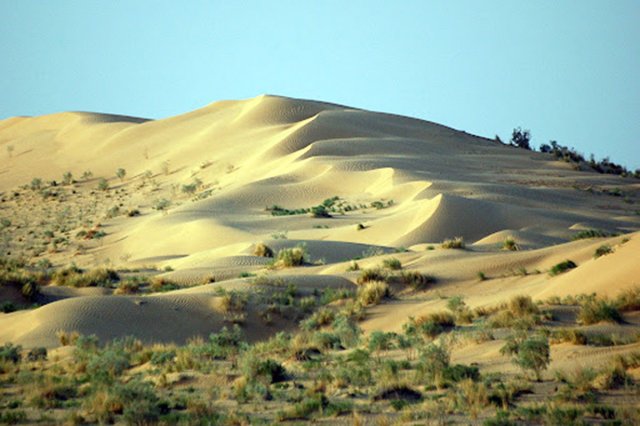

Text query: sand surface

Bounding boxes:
[1,95,639,353]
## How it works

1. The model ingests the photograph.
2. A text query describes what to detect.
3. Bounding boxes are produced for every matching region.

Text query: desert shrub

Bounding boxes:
[400,270,435,290]
[373,384,422,403]
[356,267,386,285]
[510,127,531,150]
[549,260,577,276]
[26,347,47,362]
[441,237,465,249]
[443,364,480,383]
[149,276,180,292]
[331,315,362,348]
[357,280,390,306]
[274,246,307,268]
[85,348,131,384]
[500,333,550,381]
[615,287,640,311]
[149,349,175,366]
[240,352,287,384]
[31,381,77,409]
[550,328,588,345]
[457,379,490,420]
[114,279,140,295]
[593,244,613,258]
[181,183,197,194]
[152,198,171,211]
[555,367,597,403]
[51,266,119,288]
[276,392,328,421]
[253,242,273,258]
[0,301,16,313]
[572,229,609,240]
[0,410,27,424]
[367,331,397,356]
[310,205,331,218]
[382,257,402,270]
[416,343,450,384]
[543,405,582,425]
[97,178,109,191]
[311,331,343,350]
[0,343,22,364]
[115,168,126,180]
[477,271,487,281]
[404,312,455,339]
[502,237,519,251]
[30,177,43,190]
[301,308,336,331]
[577,298,622,325]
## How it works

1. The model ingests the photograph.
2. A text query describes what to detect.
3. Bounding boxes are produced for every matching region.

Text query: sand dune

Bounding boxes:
[1,94,639,348]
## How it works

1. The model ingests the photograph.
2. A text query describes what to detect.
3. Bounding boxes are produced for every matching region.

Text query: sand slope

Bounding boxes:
[1,94,639,347]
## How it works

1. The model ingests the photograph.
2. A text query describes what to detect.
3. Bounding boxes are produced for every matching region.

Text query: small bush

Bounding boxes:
[594,244,613,258]
[441,237,465,249]
[356,268,386,285]
[502,237,519,251]
[400,270,435,290]
[0,343,22,364]
[382,258,402,270]
[615,287,640,312]
[274,246,306,268]
[477,271,487,281]
[549,260,577,276]
[97,178,109,191]
[253,242,274,258]
[572,229,609,240]
[500,333,550,381]
[578,298,622,325]
[26,347,47,362]
[357,281,390,306]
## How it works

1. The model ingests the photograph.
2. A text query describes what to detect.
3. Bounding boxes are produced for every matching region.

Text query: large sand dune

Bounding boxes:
[0,94,638,348]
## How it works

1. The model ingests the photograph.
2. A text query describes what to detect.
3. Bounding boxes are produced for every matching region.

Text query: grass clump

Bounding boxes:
[273,246,307,268]
[253,242,274,258]
[356,267,386,285]
[502,237,519,251]
[357,281,390,306]
[487,295,542,329]
[441,237,465,249]
[614,287,640,312]
[594,244,613,258]
[405,312,455,339]
[400,270,436,290]
[549,260,577,276]
[382,257,402,270]
[51,266,119,288]
[578,298,622,325]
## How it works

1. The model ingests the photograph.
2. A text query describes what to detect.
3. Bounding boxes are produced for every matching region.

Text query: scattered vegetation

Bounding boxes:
[272,245,307,268]
[594,244,613,258]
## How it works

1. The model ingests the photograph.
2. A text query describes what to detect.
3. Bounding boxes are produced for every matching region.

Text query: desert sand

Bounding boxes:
[1,95,639,423]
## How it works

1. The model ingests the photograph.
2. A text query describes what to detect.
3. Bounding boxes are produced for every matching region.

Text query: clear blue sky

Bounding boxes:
[2,1,639,169]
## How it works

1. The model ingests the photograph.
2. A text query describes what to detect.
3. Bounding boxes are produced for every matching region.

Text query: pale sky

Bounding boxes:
[1,1,639,168]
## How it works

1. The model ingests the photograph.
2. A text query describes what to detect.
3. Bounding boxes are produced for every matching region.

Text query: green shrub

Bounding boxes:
[26,347,47,362]
[549,260,577,276]
[500,333,550,381]
[594,244,613,258]
[382,258,402,270]
[417,343,450,383]
[97,178,109,191]
[615,287,640,312]
[356,267,386,285]
[0,343,22,364]
[502,237,519,251]
[578,298,622,325]
[241,352,287,384]
[572,229,609,240]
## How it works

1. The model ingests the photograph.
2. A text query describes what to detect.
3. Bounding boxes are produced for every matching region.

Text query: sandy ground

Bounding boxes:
[1,95,639,372]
